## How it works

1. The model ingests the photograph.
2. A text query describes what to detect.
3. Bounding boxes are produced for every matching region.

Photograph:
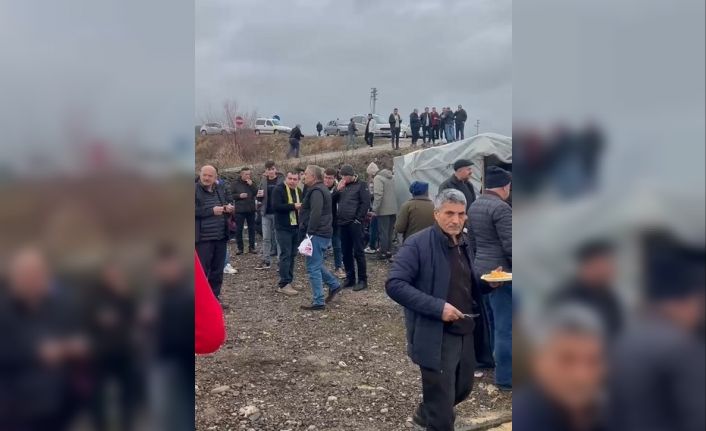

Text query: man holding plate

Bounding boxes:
[468,166,513,391]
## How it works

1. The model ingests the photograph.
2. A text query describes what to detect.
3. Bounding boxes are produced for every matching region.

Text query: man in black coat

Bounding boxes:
[315,121,323,136]
[195,165,234,298]
[271,170,303,296]
[332,164,370,291]
[410,108,421,147]
[454,105,468,140]
[420,107,432,145]
[438,159,476,211]
[388,108,402,150]
[386,189,499,431]
[230,167,258,255]
[288,124,304,158]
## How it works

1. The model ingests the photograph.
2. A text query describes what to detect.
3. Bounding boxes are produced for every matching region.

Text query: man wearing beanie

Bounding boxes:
[468,166,513,390]
[439,159,476,211]
[395,181,435,242]
[332,164,371,291]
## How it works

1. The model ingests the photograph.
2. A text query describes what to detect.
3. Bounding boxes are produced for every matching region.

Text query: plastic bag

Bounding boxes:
[298,235,313,257]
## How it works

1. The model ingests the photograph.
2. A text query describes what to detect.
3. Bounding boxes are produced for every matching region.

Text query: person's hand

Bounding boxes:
[441,303,464,322]
[257,189,264,197]
[224,204,234,213]
[336,181,346,191]
[213,206,225,216]
[294,203,302,210]
[488,266,504,288]
[239,193,248,199]
[246,179,253,186]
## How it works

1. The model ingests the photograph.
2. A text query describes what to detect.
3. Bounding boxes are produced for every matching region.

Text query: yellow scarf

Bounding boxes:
[286,186,301,225]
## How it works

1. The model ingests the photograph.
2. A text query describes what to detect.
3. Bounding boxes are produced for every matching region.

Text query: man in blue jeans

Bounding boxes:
[468,166,513,390]
[299,165,342,310]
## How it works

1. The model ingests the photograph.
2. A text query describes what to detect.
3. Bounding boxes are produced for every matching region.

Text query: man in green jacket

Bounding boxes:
[395,181,435,242]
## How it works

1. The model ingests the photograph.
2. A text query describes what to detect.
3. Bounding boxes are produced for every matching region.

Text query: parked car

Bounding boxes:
[254,118,292,135]
[200,122,236,136]
[324,120,349,136]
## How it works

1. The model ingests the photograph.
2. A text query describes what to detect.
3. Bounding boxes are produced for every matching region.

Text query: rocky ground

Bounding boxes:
[196,241,511,430]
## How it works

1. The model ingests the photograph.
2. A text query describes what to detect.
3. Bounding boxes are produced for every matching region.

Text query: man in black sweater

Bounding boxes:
[438,159,476,212]
[332,164,371,291]
[271,170,303,296]
[299,165,341,310]
[230,167,258,255]
[454,105,468,140]
[288,124,304,159]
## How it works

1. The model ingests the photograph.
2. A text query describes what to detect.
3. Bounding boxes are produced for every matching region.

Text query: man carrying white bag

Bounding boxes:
[298,165,342,310]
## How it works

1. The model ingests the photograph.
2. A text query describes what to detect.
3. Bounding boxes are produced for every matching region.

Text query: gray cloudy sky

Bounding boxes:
[196,0,511,134]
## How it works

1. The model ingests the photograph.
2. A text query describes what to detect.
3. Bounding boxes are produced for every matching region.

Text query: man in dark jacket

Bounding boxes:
[430,107,441,144]
[439,159,476,211]
[230,167,258,255]
[468,166,512,390]
[454,105,468,140]
[388,108,402,150]
[316,121,323,136]
[333,164,371,291]
[0,248,88,431]
[420,107,432,145]
[288,124,304,158]
[324,168,345,278]
[299,165,341,310]
[195,165,234,298]
[271,170,303,296]
[255,161,285,270]
[410,109,421,147]
[364,113,376,148]
[386,189,498,431]
[442,107,455,143]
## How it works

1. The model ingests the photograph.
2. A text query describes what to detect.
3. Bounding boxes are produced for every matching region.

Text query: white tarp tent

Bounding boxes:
[393,133,512,208]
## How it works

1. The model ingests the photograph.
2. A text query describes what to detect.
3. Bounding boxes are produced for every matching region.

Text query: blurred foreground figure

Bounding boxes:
[608,236,705,431]
[514,305,607,431]
[0,248,86,431]
[552,240,623,336]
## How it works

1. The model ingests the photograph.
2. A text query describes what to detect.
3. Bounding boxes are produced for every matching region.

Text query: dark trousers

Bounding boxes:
[432,125,440,142]
[377,214,396,255]
[418,331,476,431]
[195,239,227,297]
[339,222,367,283]
[422,125,432,143]
[365,132,374,147]
[390,127,400,149]
[411,125,421,145]
[276,228,298,287]
[91,358,139,431]
[234,212,256,252]
[455,122,465,140]
[287,138,300,158]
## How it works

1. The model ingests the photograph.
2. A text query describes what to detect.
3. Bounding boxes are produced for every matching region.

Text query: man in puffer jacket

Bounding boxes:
[372,162,398,260]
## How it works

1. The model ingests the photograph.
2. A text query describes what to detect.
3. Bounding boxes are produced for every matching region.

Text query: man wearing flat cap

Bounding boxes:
[439,159,476,212]
[468,166,513,390]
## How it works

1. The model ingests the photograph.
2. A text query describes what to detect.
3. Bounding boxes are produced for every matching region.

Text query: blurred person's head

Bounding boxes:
[530,304,606,413]
[304,165,323,187]
[239,167,251,181]
[645,235,705,332]
[413,108,418,114]
[575,240,617,288]
[432,107,437,112]
[393,108,398,114]
[154,243,187,286]
[458,104,463,110]
[7,247,51,307]
[264,161,277,179]
[100,260,132,296]
[434,189,467,237]
[285,170,299,189]
[409,181,429,197]
[340,164,356,183]
[485,166,512,200]
[425,107,429,112]
[453,159,473,181]
[323,168,337,188]
[199,165,217,188]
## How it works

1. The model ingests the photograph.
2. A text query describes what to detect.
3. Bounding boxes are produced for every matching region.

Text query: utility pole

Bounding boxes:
[370,87,378,114]
[475,119,480,135]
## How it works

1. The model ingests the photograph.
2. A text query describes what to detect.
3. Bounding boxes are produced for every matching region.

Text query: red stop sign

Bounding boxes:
[235,116,245,128]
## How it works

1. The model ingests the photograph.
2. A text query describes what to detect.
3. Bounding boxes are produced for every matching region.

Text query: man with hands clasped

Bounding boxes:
[386,188,503,431]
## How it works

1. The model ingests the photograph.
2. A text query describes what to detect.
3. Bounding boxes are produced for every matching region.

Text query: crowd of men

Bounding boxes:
[195,156,514,430]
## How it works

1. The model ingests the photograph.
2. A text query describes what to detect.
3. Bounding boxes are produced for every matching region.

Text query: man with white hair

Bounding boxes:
[386,189,501,430]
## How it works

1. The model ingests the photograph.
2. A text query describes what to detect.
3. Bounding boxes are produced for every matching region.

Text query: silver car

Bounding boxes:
[199,122,236,136]
[324,120,349,136]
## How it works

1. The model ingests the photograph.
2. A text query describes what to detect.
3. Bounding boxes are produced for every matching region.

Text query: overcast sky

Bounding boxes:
[196,0,511,135]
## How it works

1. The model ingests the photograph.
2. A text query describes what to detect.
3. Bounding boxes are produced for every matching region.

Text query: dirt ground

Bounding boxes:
[196,240,511,430]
